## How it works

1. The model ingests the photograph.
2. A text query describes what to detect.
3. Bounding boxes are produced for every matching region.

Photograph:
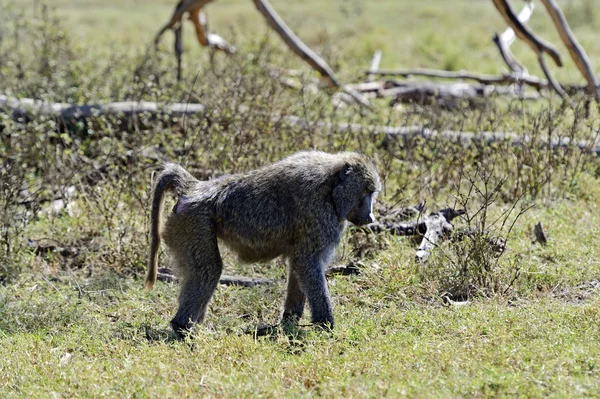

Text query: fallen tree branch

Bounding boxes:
[0,95,206,121]
[379,81,540,105]
[252,0,373,107]
[368,208,465,262]
[3,96,599,155]
[157,267,273,287]
[377,125,600,156]
[414,210,463,262]
[367,207,507,262]
[367,69,547,90]
[326,263,361,276]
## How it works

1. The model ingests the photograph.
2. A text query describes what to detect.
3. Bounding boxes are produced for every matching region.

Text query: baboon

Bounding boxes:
[145,151,381,337]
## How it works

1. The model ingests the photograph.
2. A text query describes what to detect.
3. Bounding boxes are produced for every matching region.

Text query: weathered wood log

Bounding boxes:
[0,95,206,121]
[378,125,600,156]
[414,210,460,262]
[4,95,599,155]
[379,81,540,106]
[345,81,384,93]
[326,264,361,276]
[367,69,547,90]
[442,295,471,307]
[367,208,466,262]
[539,0,599,101]
[157,267,273,286]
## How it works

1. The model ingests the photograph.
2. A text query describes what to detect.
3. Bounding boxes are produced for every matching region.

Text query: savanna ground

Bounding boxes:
[1,0,600,397]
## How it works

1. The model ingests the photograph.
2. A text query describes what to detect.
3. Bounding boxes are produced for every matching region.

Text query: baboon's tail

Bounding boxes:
[146,163,196,290]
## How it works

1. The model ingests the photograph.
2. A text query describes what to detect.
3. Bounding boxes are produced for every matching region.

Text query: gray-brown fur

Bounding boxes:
[146,151,381,337]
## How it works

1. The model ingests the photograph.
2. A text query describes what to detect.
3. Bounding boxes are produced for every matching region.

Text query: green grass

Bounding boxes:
[2,0,600,397]
[1,273,599,397]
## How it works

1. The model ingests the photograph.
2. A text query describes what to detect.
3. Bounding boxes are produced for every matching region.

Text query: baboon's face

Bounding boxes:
[332,158,380,226]
[347,191,377,226]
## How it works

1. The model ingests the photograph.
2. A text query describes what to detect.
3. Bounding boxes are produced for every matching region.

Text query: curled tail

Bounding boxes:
[146,163,196,289]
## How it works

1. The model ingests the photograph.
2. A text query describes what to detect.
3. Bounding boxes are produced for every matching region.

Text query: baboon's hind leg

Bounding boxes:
[170,221,222,337]
[282,269,306,322]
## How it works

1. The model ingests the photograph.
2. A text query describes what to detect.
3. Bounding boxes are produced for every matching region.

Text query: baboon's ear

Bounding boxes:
[332,163,353,220]
[338,163,352,179]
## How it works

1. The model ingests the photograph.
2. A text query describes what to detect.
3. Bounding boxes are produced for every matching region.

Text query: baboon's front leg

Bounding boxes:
[290,249,334,328]
[188,6,236,54]
[282,269,306,322]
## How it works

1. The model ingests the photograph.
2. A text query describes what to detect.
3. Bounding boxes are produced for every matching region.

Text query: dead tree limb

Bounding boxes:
[539,0,599,100]
[252,0,339,88]
[377,125,600,155]
[326,263,361,276]
[491,0,562,67]
[368,208,465,262]
[493,33,526,75]
[251,0,371,109]
[538,54,567,98]
[155,0,371,108]
[414,211,457,262]
[491,0,566,98]
[367,50,383,82]
[0,95,206,120]
[157,267,273,286]
[4,95,600,155]
[368,69,547,90]
[492,1,534,74]
[380,81,540,106]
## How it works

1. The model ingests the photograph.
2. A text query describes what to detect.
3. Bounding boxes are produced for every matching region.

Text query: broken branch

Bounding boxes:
[539,0,599,100]
[367,50,383,82]
[157,267,273,286]
[252,0,339,88]
[491,0,562,67]
[492,0,534,74]
[367,69,547,90]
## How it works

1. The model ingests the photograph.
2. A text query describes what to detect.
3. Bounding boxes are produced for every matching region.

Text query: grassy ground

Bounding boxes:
[2,0,600,397]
